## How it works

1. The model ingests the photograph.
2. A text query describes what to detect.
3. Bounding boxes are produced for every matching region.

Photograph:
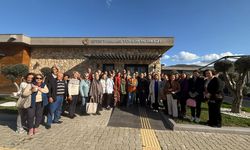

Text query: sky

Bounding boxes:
[0,0,249,66]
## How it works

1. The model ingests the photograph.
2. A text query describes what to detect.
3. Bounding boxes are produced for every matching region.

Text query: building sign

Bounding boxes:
[89,39,161,44]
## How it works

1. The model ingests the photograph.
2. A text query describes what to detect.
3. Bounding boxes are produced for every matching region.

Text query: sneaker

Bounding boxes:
[106,106,111,110]
[33,128,38,134]
[45,124,51,129]
[16,128,25,134]
[190,117,195,122]
[96,112,101,115]
[195,117,200,123]
[28,128,34,136]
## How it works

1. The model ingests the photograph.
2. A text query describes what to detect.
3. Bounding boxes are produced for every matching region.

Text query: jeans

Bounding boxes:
[69,95,78,117]
[127,92,136,107]
[17,108,27,131]
[82,96,89,106]
[47,96,64,125]
[27,102,43,129]
[81,96,89,112]
[167,94,178,117]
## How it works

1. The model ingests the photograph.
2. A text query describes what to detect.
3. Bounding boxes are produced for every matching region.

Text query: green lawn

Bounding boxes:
[174,102,250,127]
[0,96,17,103]
[0,106,17,114]
[0,96,17,114]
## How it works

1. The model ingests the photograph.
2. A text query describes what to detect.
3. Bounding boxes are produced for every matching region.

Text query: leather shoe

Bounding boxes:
[45,125,51,129]
[53,121,63,124]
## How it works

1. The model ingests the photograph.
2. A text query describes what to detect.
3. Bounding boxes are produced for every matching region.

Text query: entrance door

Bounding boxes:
[103,64,114,72]
[124,64,148,74]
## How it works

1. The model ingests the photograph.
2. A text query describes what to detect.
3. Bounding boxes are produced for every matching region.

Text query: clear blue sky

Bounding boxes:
[0,0,249,66]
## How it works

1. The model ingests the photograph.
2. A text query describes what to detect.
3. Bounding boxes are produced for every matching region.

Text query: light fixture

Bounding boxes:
[8,35,17,42]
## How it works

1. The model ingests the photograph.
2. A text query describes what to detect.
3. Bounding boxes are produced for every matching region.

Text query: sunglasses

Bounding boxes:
[36,77,43,80]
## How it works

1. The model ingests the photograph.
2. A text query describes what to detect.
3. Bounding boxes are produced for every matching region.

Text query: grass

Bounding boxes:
[0,96,17,103]
[174,102,250,127]
[0,106,17,114]
[0,96,17,114]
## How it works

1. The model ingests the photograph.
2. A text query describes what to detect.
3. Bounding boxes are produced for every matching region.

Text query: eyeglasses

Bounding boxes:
[36,77,42,80]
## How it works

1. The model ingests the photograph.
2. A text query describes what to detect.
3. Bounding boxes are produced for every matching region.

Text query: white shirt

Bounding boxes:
[106,78,114,94]
[17,82,28,96]
[68,78,80,96]
[100,79,107,94]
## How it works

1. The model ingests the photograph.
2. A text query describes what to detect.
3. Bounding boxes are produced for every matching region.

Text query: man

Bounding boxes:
[43,65,59,124]
[61,73,70,116]
[138,73,148,106]
[47,72,68,129]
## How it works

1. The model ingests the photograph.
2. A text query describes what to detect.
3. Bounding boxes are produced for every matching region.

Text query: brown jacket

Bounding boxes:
[163,80,180,95]
[89,79,103,103]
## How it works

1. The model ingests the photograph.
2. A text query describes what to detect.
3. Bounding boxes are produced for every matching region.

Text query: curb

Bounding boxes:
[159,110,250,135]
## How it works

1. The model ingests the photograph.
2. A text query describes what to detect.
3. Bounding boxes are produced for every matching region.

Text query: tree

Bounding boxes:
[41,67,51,77]
[214,56,250,113]
[1,64,29,91]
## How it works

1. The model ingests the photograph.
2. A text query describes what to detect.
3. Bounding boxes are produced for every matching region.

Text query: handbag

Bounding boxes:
[171,93,178,99]
[16,95,31,108]
[86,98,98,114]
[16,85,32,109]
[186,98,196,107]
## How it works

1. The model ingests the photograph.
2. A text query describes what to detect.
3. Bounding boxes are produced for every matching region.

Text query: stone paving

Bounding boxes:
[0,108,250,150]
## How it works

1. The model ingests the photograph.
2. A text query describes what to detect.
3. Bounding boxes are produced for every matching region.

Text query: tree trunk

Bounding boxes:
[231,97,242,113]
[231,86,243,113]
[13,82,20,92]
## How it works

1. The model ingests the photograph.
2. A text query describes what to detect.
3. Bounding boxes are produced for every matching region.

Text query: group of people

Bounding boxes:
[15,65,225,136]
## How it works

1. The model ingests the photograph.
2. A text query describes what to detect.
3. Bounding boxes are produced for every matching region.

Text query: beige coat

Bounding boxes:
[149,80,162,103]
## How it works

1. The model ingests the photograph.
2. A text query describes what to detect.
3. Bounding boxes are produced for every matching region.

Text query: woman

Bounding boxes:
[164,74,180,118]
[106,73,114,109]
[127,73,138,107]
[100,73,107,108]
[161,74,169,114]
[204,70,224,127]
[178,73,189,118]
[149,74,162,112]
[27,74,49,136]
[120,73,127,107]
[79,73,91,115]
[188,70,205,123]
[89,72,103,115]
[16,73,34,134]
[114,72,121,106]
[68,71,81,118]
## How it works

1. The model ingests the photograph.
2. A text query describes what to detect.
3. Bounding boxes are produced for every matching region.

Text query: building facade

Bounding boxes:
[0,34,174,93]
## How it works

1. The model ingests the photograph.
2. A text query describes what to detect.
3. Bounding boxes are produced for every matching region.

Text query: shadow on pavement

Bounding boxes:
[0,113,17,131]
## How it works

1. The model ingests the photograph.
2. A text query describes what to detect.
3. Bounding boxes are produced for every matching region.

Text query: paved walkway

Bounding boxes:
[0,107,250,150]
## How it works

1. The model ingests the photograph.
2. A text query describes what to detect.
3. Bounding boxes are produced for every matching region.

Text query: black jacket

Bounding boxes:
[48,80,68,101]
[188,77,205,99]
[46,74,68,101]
[206,77,224,100]
[138,78,148,93]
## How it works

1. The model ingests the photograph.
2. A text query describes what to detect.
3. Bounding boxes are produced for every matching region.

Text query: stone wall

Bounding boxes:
[30,47,163,75]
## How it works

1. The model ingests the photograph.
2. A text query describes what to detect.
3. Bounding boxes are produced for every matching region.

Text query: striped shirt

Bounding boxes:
[57,80,65,95]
